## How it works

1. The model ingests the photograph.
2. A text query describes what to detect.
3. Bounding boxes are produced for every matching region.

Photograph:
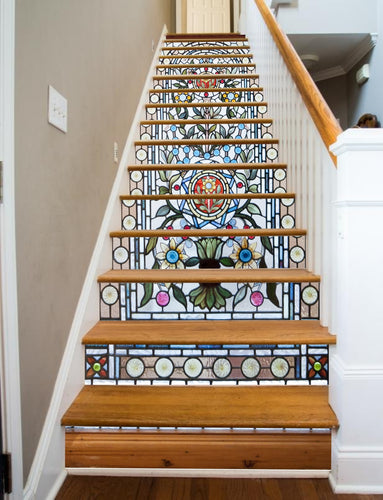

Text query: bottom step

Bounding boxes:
[65,429,331,469]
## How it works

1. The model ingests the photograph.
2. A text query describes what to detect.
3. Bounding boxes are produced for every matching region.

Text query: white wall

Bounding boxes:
[276,0,378,34]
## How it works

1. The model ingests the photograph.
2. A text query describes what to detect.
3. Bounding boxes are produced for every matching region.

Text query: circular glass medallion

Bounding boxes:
[126,357,145,378]
[270,357,289,378]
[274,169,286,181]
[131,170,143,183]
[187,170,230,221]
[241,357,260,379]
[266,147,278,160]
[281,215,295,229]
[184,358,203,378]
[290,246,305,264]
[136,148,147,162]
[213,358,232,379]
[101,285,119,305]
[302,285,319,306]
[123,215,136,230]
[155,358,174,378]
[113,246,129,264]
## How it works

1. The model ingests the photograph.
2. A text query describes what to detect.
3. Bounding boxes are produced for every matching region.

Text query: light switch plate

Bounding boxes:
[48,85,67,133]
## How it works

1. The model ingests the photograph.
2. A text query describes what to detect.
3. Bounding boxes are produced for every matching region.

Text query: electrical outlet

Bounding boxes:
[48,85,67,133]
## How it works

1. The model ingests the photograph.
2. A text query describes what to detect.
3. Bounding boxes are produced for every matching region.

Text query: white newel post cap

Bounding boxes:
[330,128,383,201]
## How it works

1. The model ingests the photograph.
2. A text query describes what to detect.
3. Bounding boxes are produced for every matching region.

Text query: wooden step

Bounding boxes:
[62,385,337,428]
[97,268,320,284]
[65,429,331,469]
[157,63,255,70]
[149,86,262,94]
[153,73,258,81]
[110,228,304,238]
[135,138,277,147]
[146,101,266,109]
[128,162,283,171]
[120,193,294,201]
[82,319,335,345]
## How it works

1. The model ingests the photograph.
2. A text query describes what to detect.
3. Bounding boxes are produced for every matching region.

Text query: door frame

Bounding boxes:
[176,0,241,33]
[0,0,23,497]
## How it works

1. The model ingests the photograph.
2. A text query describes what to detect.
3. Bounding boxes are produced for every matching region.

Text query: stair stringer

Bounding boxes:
[22,25,169,500]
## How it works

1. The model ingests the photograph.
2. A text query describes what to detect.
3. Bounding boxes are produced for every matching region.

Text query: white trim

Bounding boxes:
[66,468,330,479]
[44,470,67,500]
[0,0,24,498]
[331,354,383,380]
[23,25,168,500]
[312,65,345,83]
[329,475,383,495]
[330,128,383,154]
[334,200,383,207]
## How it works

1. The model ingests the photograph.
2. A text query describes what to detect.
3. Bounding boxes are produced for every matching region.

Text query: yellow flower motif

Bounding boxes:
[230,238,262,269]
[156,238,187,270]
[201,176,216,193]
[222,91,240,103]
[174,92,193,103]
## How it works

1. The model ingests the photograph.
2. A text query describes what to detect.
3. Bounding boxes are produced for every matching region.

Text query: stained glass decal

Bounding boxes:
[84,343,329,385]
[89,36,330,395]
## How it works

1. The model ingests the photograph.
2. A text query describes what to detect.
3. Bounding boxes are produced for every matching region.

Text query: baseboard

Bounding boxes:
[67,468,330,479]
[329,440,383,494]
[22,25,168,500]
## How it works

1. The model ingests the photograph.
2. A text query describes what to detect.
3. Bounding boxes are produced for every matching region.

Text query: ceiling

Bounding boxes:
[288,33,377,81]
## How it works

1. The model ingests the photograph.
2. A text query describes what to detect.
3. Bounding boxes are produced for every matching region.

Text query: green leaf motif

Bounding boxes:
[218,285,232,299]
[155,205,170,217]
[267,282,280,308]
[185,257,200,267]
[261,235,273,254]
[159,186,169,195]
[220,257,235,267]
[247,203,261,215]
[172,284,187,309]
[145,237,158,255]
[206,288,215,310]
[249,184,258,193]
[233,285,248,307]
[159,170,167,182]
[140,282,153,308]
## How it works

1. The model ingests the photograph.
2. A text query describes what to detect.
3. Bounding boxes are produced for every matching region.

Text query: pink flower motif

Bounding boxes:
[156,291,170,307]
[174,184,180,191]
[251,291,264,307]
[163,225,173,240]
[237,182,243,188]
[244,224,255,240]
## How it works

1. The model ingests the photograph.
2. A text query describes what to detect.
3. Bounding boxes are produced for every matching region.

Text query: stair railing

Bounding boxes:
[239,0,342,326]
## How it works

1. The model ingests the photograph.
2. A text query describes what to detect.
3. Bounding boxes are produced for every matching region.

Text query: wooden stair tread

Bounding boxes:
[153,73,258,81]
[135,138,277,146]
[62,385,337,428]
[97,268,320,283]
[120,193,294,200]
[146,101,266,108]
[166,33,247,39]
[128,162,283,171]
[83,319,335,345]
[111,228,305,238]
[159,54,253,60]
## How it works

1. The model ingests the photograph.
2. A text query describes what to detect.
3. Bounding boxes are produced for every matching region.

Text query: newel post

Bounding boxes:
[329,129,383,493]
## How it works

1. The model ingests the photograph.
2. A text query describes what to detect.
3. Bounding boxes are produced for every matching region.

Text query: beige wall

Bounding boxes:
[15,0,174,482]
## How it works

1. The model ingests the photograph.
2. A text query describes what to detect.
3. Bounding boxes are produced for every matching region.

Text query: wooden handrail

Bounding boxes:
[253,0,342,165]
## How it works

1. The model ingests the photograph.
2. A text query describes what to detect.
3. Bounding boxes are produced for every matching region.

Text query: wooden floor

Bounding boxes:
[56,476,383,500]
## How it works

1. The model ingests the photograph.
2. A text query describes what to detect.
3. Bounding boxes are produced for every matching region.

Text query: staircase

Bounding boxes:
[62,33,337,471]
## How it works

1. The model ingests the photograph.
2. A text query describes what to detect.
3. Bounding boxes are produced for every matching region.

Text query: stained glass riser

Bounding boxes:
[112,235,306,271]
[145,103,267,121]
[163,41,250,48]
[99,281,320,321]
[159,55,253,65]
[152,76,260,90]
[121,197,295,231]
[156,65,256,77]
[161,48,251,57]
[85,342,328,385]
[140,121,273,142]
[149,89,263,105]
